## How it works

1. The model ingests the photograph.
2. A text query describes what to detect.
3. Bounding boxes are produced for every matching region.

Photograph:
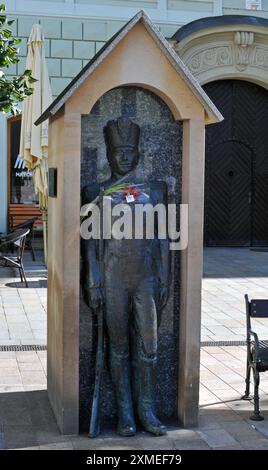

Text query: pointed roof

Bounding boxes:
[35,10,223,126]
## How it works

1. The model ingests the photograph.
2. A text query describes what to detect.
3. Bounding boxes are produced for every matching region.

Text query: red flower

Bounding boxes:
[124,186,141,200]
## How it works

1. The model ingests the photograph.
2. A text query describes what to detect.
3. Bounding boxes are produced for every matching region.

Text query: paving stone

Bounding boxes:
[7,316,29,324]
[172,438,211,450]
[71,436,101,450]
[250,420,268,439]
[3,425,38,449]
[0,376,22,386]
[36,430,73,446]
[198,415,222,429]
[20,372,46,385]
[16,353,41,363]
[0,400,32,426]
[18,362,44,372]
[0,359,18,368]
[4,307,25,315]
[0,331,10,340]
[216,443,244,449]
[0,386,24,394]
[0,369,21,377]
[222,421,266,442]
[72,437,127,450]
[197,429,237,448]
[15,446,40,450]
[127,435,175,450]
[166,428,198,439]
[240,438,268,449]
[39,442,73,450]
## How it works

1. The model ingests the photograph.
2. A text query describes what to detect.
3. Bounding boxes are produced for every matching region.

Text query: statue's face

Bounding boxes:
[109,145,139,175]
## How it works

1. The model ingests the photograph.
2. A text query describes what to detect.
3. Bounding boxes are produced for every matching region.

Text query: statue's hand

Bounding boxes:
[83,285,104,311]
[158,284,169,310]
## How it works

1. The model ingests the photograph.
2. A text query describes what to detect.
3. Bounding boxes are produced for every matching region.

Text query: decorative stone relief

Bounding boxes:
[253,46,268,69]
[182,32,268,78]
[234,31,254,71]
[187,46,233,74]
[176,25,268,89]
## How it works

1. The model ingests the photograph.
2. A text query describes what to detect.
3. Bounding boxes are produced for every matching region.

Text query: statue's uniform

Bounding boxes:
[82,180,166,359]
[81,116,169,436]
[104,183,161,360]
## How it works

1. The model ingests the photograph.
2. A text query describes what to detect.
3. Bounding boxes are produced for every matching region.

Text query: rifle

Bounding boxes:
[89,188,105,438]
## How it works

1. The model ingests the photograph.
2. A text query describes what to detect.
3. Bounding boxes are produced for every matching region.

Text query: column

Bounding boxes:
[178,118,205,427]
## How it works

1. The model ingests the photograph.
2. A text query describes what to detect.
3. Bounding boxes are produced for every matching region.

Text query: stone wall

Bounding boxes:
[79,86,182,431]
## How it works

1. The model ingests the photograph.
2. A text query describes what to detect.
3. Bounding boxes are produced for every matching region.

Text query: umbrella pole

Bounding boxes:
[41,209,47,266]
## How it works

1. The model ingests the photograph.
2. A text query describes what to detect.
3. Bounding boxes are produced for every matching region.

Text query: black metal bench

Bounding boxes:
[242,295,268,421]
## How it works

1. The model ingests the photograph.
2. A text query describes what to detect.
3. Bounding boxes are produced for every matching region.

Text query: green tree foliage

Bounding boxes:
[0,3,36,114]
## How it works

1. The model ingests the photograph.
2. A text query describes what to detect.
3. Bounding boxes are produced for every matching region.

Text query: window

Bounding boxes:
[8,116,37,205]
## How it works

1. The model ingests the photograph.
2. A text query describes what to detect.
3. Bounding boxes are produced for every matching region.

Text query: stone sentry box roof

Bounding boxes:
[36,10,223,126]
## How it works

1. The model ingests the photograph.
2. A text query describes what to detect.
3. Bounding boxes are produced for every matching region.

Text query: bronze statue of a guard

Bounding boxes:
[81,117,170,437]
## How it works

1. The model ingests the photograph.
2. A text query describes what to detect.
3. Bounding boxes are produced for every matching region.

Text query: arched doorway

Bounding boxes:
[204,79,268,246]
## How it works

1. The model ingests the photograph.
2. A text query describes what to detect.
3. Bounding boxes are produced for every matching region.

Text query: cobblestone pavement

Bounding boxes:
[0,247,268,449]
[0,346,267,449]
[0,251,47,346]
[202,247,268,343]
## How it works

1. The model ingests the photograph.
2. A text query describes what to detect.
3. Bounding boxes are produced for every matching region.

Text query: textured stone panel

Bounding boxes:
[80,86,182,432]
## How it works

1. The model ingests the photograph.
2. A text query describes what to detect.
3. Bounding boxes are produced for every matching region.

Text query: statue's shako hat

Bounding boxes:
[104,117,140,155]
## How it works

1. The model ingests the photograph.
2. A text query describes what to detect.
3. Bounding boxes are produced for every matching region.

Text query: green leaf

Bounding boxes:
[28,76,37,83]
[3,29,11,38]
[24,69,33,76]
[0,4,35,114]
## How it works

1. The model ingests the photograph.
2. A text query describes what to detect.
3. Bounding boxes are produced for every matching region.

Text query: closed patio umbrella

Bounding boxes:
[19,24,52,263]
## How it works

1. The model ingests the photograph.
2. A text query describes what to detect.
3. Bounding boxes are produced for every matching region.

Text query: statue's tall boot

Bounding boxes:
[109,349,136,436]
[137,357,167,436]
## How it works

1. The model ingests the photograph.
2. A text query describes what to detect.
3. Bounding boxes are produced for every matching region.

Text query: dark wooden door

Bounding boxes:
[204,80,268,246]
[206,140,252,245]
